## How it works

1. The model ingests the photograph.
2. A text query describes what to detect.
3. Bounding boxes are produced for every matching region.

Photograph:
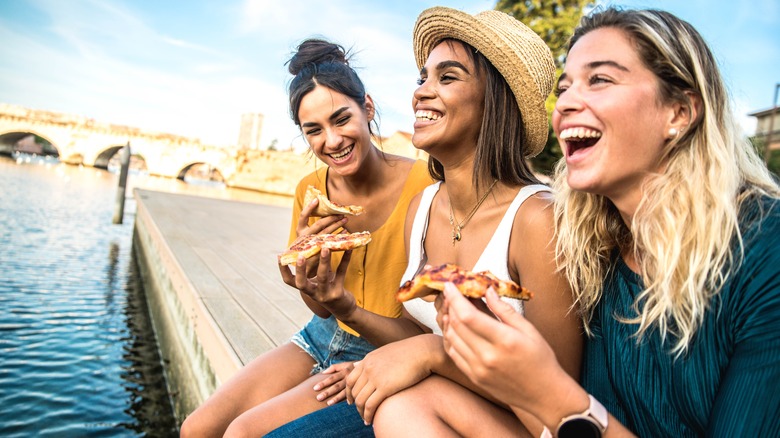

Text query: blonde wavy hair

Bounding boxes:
[553,7,780,355]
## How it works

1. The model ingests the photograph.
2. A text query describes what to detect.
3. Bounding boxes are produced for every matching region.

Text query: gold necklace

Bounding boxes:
[447,180,498,245]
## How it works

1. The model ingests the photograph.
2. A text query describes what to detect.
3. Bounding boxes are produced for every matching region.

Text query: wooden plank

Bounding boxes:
[135,188,312,371]
[201,296,275,365]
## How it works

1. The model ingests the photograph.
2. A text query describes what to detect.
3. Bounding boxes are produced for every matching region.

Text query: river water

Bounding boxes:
[0,155,290,437]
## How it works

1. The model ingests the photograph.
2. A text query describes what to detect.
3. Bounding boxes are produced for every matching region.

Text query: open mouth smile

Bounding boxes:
[329,144,354,161]
[415,110,441,122]
[559,127,602,156]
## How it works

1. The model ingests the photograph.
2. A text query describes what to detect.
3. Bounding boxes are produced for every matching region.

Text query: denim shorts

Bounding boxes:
[290,315,376,374]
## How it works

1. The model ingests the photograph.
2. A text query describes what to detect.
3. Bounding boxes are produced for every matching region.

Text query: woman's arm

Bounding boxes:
[281,180,350,317]
[283,192,431,346]
[442,285,637,437]
[509,194,583,380]
[434,193,587,436]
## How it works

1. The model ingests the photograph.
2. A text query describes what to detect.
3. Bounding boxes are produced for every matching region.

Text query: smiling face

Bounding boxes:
[412,40,486,160]
[553,27,678,213]
[298,84,374,175]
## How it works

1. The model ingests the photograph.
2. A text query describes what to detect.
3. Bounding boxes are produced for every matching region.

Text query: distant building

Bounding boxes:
[238,113,264,150]
[15,134,44,155]
[749,107,780,152]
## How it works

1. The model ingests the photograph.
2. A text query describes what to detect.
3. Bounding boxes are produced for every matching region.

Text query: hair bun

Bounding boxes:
[288,39,349,76]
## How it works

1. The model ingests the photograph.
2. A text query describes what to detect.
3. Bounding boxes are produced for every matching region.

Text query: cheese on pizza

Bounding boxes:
[278,231,371,266]
[396,263,533,302]
[303,186,365,217]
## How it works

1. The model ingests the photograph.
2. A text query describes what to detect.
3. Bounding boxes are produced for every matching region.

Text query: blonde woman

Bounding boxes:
[439,7,780,437]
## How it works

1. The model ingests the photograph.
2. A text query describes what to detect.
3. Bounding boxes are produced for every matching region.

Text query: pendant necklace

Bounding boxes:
[447,180,498,245]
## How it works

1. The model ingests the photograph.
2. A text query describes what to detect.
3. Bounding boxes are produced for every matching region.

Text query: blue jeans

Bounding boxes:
[264,401,373,437]
[290,315,376,374]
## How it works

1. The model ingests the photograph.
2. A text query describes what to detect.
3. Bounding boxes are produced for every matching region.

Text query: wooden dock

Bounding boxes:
[131,188,312,423]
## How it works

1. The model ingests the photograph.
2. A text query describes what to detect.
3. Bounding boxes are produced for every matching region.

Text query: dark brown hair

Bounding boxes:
[287,38,377,136]
[427,39,540,190]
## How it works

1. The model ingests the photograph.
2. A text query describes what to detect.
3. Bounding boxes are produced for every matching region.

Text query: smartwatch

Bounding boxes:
[541,395,608,438]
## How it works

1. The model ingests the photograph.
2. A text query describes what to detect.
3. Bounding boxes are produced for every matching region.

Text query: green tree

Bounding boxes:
[750,136,780,178]
[495,0,596,177]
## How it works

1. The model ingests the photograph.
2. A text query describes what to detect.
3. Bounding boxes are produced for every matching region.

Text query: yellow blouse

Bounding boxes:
[288,159,432,336]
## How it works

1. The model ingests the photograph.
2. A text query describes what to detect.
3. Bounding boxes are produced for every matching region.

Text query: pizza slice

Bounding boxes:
[278,231,372,266]
[277,234,321,266]
[319,230,372,251]
[396,263,533,302]
[303,186,365,217]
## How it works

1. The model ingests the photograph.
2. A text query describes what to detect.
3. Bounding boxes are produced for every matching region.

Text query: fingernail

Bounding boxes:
[327,399,335,405]
[316,394,324,401]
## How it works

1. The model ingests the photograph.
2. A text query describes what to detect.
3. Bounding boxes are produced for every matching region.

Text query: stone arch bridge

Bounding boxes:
[0,103,238,181]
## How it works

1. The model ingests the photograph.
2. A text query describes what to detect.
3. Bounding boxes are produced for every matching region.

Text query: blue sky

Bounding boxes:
[0,0,777,150]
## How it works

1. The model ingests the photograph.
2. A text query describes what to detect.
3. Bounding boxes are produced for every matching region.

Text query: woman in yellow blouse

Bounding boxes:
[179,39,431,437]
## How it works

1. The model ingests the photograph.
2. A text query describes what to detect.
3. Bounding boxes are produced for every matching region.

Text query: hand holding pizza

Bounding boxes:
[441,283,578,416]
[289,186,364,246]
[278,247,359,321]
[278,192,371,317]
[303,185,365,217]
[281,194,349,287]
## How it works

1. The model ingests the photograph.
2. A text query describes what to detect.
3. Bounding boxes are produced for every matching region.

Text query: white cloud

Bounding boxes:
[2,0,776,154]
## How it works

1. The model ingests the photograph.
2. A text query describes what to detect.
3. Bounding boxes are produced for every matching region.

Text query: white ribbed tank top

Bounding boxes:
[402,182,551,334]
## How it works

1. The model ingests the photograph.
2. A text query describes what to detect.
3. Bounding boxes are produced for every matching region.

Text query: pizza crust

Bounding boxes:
[396,263,533,302]
[304,186,365,217]
[278,231,372,266]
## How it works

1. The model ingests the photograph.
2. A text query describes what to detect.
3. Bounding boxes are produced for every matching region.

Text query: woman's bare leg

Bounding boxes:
[373,375,530,438]
[223,372,335,437]
[180,342,315,437]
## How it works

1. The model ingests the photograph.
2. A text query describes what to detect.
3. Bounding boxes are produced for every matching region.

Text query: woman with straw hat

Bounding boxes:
[266,6,582,437]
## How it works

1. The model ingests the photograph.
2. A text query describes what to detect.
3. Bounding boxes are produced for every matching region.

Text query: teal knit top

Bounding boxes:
[581,196,780,436]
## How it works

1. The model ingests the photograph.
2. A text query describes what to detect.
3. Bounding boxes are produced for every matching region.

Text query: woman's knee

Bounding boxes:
[179,410,208,438]
[222,416,254,438]
[180,404,234,438]
[373,379,441,430]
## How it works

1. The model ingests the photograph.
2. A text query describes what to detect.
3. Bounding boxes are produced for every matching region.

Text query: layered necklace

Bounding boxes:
[447,180,498,245]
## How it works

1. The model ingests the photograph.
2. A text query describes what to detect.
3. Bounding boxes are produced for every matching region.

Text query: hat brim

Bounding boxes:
[413,7,554,157]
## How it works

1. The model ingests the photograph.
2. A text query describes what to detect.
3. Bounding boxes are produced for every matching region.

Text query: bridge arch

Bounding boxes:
[94,145,125,169]
[177,162,226,183]
[106,152,148,173]
[0,103,239,181]
[0,129,60,156]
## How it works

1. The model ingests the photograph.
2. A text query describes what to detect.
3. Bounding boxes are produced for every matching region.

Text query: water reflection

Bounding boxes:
[106,242,120,310]
[117,254,178,436]
[0,154,289,437]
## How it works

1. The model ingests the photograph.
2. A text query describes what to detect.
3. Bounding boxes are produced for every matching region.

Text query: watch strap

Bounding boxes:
[539,395,608,438]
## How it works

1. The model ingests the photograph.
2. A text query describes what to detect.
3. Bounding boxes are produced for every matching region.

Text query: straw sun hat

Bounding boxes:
[413,7,555,157]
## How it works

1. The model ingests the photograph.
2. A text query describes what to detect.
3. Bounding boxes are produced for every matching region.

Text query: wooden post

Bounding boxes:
[112,142,131,224]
